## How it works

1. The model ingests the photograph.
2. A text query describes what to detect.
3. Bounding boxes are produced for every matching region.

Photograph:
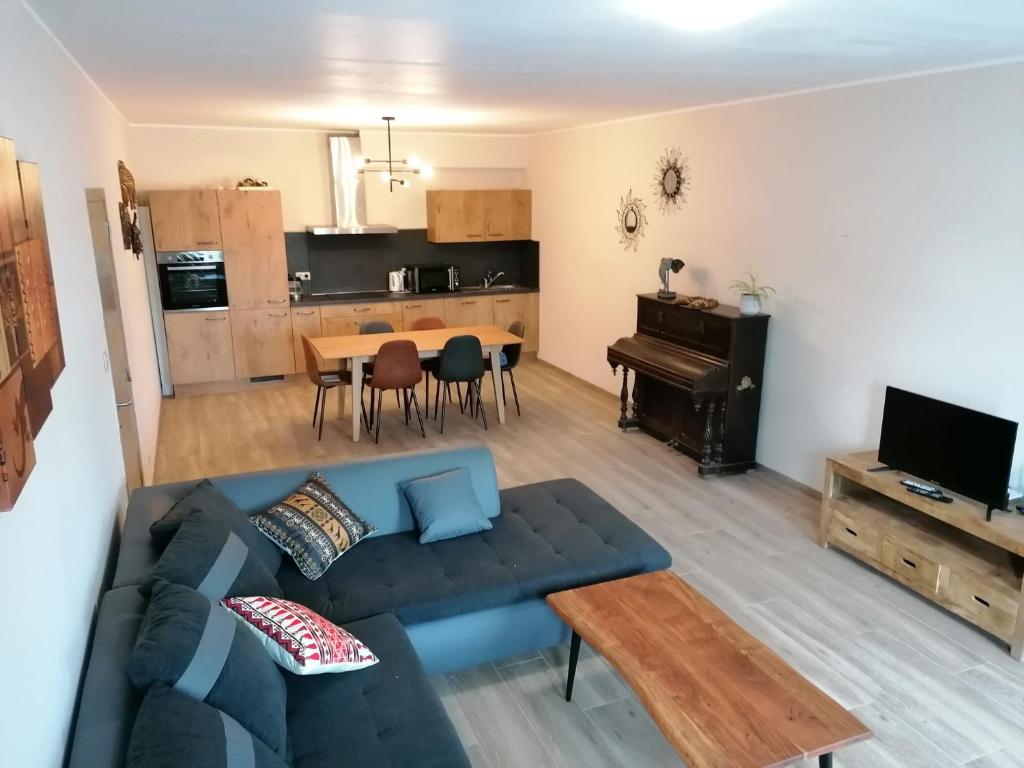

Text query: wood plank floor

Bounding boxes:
[155,361,1024,767]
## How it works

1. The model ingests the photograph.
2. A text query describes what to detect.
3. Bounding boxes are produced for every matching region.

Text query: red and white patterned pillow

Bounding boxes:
[221,596,378,675]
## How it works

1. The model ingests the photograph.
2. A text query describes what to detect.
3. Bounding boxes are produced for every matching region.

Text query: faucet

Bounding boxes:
[482,270,505,289]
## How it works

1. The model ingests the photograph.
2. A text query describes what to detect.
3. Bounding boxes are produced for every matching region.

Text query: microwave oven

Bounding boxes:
[405,264,460,293]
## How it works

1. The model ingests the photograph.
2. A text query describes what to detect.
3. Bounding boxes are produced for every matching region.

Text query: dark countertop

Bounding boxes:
[292,285,538,307]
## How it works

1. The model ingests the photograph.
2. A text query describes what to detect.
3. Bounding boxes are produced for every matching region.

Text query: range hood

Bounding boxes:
[306,132,398,235]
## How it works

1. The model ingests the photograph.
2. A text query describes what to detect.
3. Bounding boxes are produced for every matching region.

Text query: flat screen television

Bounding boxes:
[878,386,1018,511]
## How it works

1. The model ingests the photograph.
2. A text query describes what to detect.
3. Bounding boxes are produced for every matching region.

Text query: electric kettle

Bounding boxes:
[388,269,407,292]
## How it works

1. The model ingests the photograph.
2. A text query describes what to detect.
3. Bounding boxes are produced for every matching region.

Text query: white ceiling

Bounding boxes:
[27,0,1024,133]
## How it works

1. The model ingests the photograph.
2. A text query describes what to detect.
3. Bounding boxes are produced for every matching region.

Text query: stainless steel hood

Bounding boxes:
[306,132,398,235]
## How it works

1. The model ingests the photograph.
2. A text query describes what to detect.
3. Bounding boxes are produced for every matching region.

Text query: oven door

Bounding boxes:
[158,264,228,310]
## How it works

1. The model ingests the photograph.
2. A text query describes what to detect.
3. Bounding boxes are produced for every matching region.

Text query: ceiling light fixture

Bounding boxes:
[630,0,783,31]
[356,116,434,192]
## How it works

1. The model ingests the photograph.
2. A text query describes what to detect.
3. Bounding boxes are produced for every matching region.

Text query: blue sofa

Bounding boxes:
[70,445,671,767]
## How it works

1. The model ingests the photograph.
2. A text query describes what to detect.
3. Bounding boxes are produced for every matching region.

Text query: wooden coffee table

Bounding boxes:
[546,571,870,768]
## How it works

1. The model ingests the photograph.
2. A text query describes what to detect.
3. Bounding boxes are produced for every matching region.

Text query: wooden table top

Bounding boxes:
[310,325,523,361]
[546,571,870,768]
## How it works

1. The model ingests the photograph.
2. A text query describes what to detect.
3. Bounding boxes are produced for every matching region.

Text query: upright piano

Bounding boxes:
[607,294,769,476]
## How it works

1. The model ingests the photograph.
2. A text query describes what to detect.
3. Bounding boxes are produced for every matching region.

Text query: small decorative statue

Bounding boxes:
[117,161,143,258]
[657,258,685,299]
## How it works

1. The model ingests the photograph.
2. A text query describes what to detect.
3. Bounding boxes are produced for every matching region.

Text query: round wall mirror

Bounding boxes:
[615,189,648,252]
[653,148,691,213]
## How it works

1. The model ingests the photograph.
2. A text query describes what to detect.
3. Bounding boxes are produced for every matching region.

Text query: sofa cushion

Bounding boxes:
[129,582,289,759]
[285,613,470,768]
[251,472,376,580]
[276,478,672,626]
[401,468,493,544]
[127,683,288,768]
[145,509,283,600]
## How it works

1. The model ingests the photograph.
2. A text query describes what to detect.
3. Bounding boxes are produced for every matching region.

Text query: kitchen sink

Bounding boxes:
[464,284,524,292]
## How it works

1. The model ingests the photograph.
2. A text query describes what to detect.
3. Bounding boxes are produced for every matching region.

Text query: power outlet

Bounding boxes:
[295,271,311,281]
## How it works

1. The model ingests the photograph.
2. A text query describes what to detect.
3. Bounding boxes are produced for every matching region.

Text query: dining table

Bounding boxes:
[309,324,525,442]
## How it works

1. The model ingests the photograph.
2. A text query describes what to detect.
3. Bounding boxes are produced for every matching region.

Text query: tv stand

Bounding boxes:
[821,451,1024,661]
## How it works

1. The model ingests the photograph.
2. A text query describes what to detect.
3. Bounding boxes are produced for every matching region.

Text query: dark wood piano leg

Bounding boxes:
[614,364,637,430]
[700,398,716,466]
[630,372,640,423]
[714,398,727,464]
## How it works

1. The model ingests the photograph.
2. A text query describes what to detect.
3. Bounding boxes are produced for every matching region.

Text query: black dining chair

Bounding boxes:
[359,320,398,429]
[496,320,524,417]
[435,335,487,433]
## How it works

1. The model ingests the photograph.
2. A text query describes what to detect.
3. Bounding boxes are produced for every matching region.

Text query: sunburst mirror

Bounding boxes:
[615,189,648,253]
[653,148,691,213]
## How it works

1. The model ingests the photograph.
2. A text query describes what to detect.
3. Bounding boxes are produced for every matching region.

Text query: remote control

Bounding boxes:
[901,479,938,494]
[905,486,953,503]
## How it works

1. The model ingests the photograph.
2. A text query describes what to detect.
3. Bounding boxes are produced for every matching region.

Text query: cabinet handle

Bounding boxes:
[196,240,217,246]
[900,557,917,569]
[488,233,505,237]
[354,307,372,313]
[466,233,483,238]
[461,301,476,306]
[268,312,288,318]
[296,311,315,316]
[406,304,422,309]
[495,299,511,304]
[267,298,287,304]
[973,594,991,608]
[205,316,227,321]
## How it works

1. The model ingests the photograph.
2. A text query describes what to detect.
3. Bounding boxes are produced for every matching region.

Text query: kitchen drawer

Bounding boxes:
[880,535,942,595]
[826,504,881,561]
[321,301,400,318]
[321,313,403,337]
[942,568,1019,641]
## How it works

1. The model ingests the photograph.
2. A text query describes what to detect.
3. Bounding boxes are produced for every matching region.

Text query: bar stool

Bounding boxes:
[361,340,426,444]
[301,335,368,440]
[410,316,445,417]
[435,335,487,433]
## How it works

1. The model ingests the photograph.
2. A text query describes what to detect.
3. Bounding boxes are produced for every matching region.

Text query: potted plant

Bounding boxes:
[729,272,775,315]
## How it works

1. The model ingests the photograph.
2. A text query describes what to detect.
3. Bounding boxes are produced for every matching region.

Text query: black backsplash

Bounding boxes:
[286,230,539,294]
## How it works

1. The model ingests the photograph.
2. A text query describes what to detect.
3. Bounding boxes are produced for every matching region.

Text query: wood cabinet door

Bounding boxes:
[402,298,447,329]
[484,190,531,241]
[230,308,295,378]
[427,190,486,243]
[290,307,322,374]
[491,292,539,352]
[321,312,404,337]
[444,296,493,327]
[164,310,235,385]
[149,191,222,251]
[218,190,289,310]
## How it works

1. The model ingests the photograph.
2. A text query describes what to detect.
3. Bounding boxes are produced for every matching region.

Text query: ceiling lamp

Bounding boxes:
[356,117,434,192]
[630,0,783,31]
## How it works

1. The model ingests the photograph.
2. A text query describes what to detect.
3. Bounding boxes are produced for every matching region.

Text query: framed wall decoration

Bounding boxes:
[653,147,691,214]
[615,188,648,253]
[0,136,66,511]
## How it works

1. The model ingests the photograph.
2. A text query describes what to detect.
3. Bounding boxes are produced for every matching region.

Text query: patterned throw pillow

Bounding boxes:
[250,473,375,580]
[222,596,378,675]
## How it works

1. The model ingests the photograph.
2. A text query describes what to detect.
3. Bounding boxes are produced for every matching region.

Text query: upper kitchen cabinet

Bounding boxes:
[217,189,290,310]
[426,190,531,243]
[149,190,222,251]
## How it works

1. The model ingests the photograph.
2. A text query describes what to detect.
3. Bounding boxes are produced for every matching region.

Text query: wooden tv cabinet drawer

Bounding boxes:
[826,502,881,561]
[942,568,1019,641]
[880,535,942,595]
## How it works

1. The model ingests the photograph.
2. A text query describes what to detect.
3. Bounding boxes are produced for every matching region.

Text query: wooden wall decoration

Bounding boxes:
[118,160,143,258]
[0,136,65,511]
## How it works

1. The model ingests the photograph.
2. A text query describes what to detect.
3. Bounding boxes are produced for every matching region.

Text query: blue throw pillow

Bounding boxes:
[400,468,494,544]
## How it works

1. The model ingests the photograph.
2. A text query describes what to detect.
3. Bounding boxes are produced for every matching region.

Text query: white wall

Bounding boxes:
[0,1,160,765]
[129,125,527,230]
[527,62,1024,490]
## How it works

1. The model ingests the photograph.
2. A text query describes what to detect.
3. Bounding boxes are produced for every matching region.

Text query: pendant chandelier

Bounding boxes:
[355,116,434,192]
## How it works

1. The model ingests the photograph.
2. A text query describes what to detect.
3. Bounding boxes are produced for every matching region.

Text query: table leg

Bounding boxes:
[819,753,832,768]
[488,346,507,424]
[350,357,364,442]
[565,631,581,702]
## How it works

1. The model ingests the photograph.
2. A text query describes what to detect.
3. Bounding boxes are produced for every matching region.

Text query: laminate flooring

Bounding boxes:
[155,361,1024,767]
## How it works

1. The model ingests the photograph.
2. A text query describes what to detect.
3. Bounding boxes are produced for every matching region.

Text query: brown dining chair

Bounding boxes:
[410,316,446,417]
[361,340,426,444]
[301,335,369,440]
[359,319,397,429]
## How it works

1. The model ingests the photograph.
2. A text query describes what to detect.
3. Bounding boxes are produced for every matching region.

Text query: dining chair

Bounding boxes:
[359,319,398,428]
[410,316,446,417]
[435,335,487,433]
[497,320,525,417]
[301,335,368,440]
[361,340,426,444]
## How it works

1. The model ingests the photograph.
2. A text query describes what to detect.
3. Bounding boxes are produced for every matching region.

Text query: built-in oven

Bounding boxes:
[156,251,228,310]
[406,264,460,293]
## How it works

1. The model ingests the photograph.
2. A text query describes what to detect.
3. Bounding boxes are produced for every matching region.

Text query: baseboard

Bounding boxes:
[755,462,822,500]
[171,374,304,397]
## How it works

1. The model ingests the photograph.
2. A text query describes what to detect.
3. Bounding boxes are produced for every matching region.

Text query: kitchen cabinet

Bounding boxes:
[149,191,222,251]
[491,292,539,352]
[426,190,531,243]
[444,295,493,327]
[290,306,322,373]
[401,298,447,329]
[320,302,403,337]
[164,310,235,385]
[217,190,290,310]
[230,308,295,378]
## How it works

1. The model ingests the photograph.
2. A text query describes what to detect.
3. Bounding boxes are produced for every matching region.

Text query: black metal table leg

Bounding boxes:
[819,753,833,768]
[565,631,581,702]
